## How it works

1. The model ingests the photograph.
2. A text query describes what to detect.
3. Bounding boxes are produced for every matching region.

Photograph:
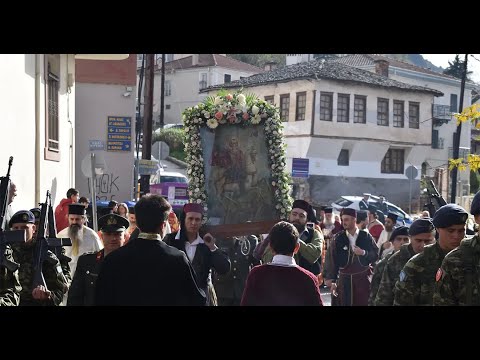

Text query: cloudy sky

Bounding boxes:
[421,54,480,83]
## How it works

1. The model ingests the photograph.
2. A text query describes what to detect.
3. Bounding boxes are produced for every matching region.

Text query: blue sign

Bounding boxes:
[137,159,159,175]
[89,140,105,151]
[107,116,132,152]
[292,158,309,178]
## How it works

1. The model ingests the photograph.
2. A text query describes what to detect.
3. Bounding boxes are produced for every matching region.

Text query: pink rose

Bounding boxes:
[215,111,223,120]
[242,112,249,120]
[226,94,233,101]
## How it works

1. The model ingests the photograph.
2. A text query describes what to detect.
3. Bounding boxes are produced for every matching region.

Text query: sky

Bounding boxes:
[421,54,480,83]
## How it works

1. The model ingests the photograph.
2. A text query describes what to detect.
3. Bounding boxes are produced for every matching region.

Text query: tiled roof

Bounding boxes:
[161,54,263,73]
[334,54,461,80]
[203,60,444,96]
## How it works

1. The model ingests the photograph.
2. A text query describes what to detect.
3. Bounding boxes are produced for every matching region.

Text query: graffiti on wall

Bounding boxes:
[86,173,120,201]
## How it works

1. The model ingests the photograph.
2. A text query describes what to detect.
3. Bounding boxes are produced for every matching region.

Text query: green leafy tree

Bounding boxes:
[313,54,340,60]
[470,170,480,194]
[227,54,286,68]
[443,54,472,80]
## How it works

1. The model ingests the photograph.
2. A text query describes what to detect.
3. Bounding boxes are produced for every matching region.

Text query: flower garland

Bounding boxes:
[182,89,293,222]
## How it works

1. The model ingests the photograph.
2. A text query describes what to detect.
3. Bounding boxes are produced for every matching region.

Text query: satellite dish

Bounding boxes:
[81,152,108,178]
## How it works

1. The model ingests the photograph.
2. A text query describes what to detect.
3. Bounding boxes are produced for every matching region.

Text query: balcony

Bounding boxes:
[432,104,452,126]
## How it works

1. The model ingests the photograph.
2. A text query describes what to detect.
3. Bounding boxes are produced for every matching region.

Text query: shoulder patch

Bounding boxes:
[399,270,406,282]
[435,268,443,282]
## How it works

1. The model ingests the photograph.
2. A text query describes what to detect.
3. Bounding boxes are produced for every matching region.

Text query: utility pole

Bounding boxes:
[160,54,165,130]
[134,54,145,200]
[450,54,468,204]
[140,54,154,196]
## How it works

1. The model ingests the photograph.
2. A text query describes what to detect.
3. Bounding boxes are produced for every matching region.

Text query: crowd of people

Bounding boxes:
[2,182,480,306]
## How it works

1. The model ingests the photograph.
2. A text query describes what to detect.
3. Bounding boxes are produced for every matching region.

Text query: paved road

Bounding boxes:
[159,157,187,177]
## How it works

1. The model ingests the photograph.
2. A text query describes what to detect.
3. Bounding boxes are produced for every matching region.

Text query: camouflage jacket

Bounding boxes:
[394,242,448,306]
[11,241,70,306]
[375,243,416,306]
[433,235,480,306]
[368,252,394,306]
[0,246,22,306]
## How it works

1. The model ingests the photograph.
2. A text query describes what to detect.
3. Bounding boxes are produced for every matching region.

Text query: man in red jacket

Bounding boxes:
[54,188,80,233]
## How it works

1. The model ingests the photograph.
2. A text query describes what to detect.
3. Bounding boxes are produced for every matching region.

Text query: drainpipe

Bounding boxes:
[34,54,41,205]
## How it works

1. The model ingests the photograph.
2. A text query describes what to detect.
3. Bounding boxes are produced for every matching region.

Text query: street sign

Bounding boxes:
[137,159,159,175]
[89,140,105,151]
[81,152,108,178]
[292,158,309,178]
[152,141,170,160]
[405,165,418,180]
[107,116,132,152]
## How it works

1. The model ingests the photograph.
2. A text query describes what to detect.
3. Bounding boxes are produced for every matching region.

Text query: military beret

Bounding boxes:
[387,212,398,223]
[29,208,41,220]
[471,191,480,216]
[9,210,35,228]
[432,204,468,229]
[98,213,129,233]
[341,208,356,218]
[324,207,333,214]
[390,226,409,242]
[356,210,368,222]
[68,203,86,215]
[292,199,311,213]
[409,218,435,236]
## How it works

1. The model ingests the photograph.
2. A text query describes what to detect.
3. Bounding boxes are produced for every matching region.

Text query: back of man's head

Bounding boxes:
[66,188,79,198]
[269,221,299,255]
[135,194,171,233]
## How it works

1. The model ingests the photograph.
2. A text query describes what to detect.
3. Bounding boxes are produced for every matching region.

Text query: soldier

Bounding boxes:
[375,218,435,306]
[368,226,409,306]
[29,208,41,238]
[214,234,260,306]
[433,191,480,305]
[67,214,128,306]
[164,203,231,306]
[394,204,467,306]
[95,195,206,306]
[0,244,22,306]
[10,210,69,306]
[324,208,378,306]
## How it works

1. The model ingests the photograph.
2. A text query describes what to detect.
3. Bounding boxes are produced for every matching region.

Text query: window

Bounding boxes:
[319,92,333,121]
[224,74,231,83]
[354,95,366,123]
[199,73,207,89]
[165,80,171,96]
[450,94,458,113]
[295,92,307,121]
[393,100,404,128]
[409,102,420,129]
[165,104,171,110]
[337,94,350,122]
[264,95,274,105]
[377,98,389,126]
[338,149,349,166]
[381,149,405,174]
[280,94,290,122]
[45,54,61,161]
[165,54,174,62]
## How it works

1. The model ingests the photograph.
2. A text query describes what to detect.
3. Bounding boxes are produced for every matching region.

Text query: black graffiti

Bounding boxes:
[96,195,116,201]
[87,173,120,197]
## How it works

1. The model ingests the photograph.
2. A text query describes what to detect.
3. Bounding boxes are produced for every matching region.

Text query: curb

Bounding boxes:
[166,156,188,169]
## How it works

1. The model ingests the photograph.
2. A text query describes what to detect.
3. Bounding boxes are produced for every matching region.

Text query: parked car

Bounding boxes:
[331,195,413,227]
[149,170,189,216]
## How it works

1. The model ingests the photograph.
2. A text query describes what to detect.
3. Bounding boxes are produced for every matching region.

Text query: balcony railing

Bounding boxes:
[432,104,452,126]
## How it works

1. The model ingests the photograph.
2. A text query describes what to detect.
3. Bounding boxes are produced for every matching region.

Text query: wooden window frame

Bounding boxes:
[381,149,405,174]
[354,95,366,124]
[264,95,274,105]
[393,100,404,128]
[295,92,307,121]
[337,94,350,123]
[319,92,333,121]
[409,102,420,129]
[280,94,290,122]
[377,98,389,126]
[45,54,61,162]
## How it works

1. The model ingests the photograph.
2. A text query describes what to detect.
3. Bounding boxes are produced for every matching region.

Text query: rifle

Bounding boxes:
[32,190,71,289]
[47,191,72,265]
[0,157,26,272]
[424,180,447,217]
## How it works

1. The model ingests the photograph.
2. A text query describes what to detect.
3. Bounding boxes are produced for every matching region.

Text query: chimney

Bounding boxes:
[374,59,389,77]
[264,61,277,71]
[192,54,199,66]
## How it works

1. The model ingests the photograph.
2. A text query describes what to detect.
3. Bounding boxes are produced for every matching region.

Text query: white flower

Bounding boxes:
[272,181,276,186]
[214,97,223,106]
[237,94,246,106]
[207,118,219,129]
[204,112,211,119]
[194,105,198,110]
[195,188,200,192]
[251,114,261,124]
[182,115,186,121]
[252,105,259,115]
[196,199,202,204]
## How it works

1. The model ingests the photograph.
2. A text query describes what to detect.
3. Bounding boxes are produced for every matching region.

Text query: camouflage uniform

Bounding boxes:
[394,242,448,306]
[368,252,394,306]
[11,241,69,306]
[375,243,416,306]
[433,235,480,305]
[0,245,22,306]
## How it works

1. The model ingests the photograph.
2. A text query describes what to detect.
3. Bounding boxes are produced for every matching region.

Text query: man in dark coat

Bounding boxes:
[94,195,206,306]
[67,213,128,306]
[164,203,231,306]
[324,208,378,306]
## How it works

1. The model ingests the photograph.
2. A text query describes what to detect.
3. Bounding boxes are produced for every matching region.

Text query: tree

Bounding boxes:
[227,54,286,68]
[449,104,480,172]
[313,54,340,61]
[443,55,473,81]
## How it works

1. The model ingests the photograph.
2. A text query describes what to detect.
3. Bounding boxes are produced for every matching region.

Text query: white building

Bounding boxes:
[206,60,442,210]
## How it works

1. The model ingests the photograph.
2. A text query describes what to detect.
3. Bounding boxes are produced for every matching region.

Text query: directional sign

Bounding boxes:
[292,158,309,178]
[137,159,159,175]
[107,116,132,152]
[89,140,105,151]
